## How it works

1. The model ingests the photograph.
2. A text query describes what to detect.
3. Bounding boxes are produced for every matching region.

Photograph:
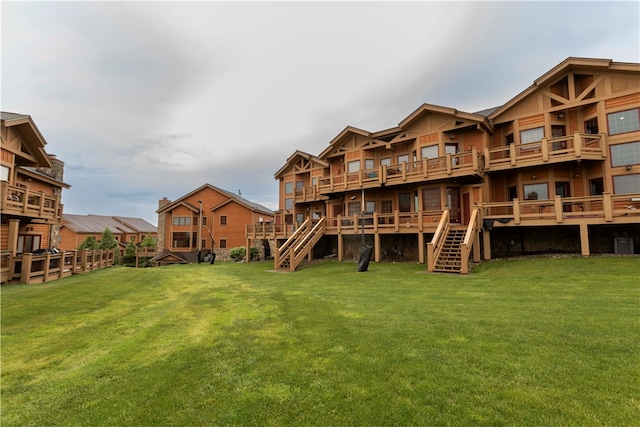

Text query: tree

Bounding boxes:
[99,228,120,264]
[122,240,137,266]
[76,236,99,251]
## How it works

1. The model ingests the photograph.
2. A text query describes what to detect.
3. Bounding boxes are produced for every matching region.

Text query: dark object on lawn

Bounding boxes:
[203,251,216,265]
[358,245,372,272]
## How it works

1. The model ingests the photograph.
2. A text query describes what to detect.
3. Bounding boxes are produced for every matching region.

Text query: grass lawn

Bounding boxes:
[2,257,639,426]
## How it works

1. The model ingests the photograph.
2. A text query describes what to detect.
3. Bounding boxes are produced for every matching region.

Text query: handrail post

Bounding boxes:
[555,195,563,223]
[21,253,33,284]
[603,192,613,221]
[513,198,521,224]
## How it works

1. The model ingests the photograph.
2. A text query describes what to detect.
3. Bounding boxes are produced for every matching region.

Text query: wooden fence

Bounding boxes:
[1,249,115,285]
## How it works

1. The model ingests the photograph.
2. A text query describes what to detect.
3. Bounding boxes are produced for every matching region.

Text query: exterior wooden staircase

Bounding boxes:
[428,208,481,274]
[275,217,326,271]
[433,227,466,272]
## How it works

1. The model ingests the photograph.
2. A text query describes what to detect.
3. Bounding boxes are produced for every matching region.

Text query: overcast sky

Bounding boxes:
[2,1,639,225]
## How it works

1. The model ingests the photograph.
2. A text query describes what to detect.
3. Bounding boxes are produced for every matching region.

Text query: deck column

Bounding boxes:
[418,232,425,264]
[374,233,381,263]
[7,219,20,257]
[482,229,492,260]
[579,223,590,257]
[338,234,344,262]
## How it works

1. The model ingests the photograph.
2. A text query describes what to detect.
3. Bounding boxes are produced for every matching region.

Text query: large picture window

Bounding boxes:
[285,198,293,210]
[613,174,640,194]
[347,160,360,173]
[422,187,441,211]
[608,108,640,135]
[421,145,438,159]
[524,183,549,200]
[173,217,191,226]
[520,127,544,144]
[172,232,191,248]
[611,141,640,167]
[284,182,293,194]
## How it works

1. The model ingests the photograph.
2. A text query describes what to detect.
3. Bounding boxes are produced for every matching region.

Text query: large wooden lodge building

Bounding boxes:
[247,58,640,273]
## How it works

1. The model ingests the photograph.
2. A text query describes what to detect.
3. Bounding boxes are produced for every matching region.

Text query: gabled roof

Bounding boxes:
[274,150,329,179]
[1,112,52,167]
[398,103,494,133]
[62,214,157,234]
[488,57,640,120]
[319,126,373,159]
[157,183,274,217]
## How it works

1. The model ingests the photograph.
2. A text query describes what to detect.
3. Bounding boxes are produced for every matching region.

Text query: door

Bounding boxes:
[445,143,459,166]
[447,187,460,223]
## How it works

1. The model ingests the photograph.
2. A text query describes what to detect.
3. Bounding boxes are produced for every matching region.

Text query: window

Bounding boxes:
[202,217,207,226]
[613,174,640,194]
[422,187,441,211]
[365,201,375,214]
[381,200,393,214]
[397,154,409,165]
[398,192,411,212]
[520,127,544,144]
[347,160,360,173]
[380,157,391,167]
[347,202,360,215]
[608,108,640,135]
[285,198,293,210]
[505,134,514,145]
[611,141,640,167]
[173,217,191,226]
[172,232,190,248]
[296,181,304,191]
[220,215,227,225]
[284,182,293,194]
[364,159,375,170]
[296,213,305,224]
[590,178,604,196]
[584,118,599,134]
[1,165,9,181]
[421,145,438,159]
[219,239,227,249]
[202,239,207,249]
[17,235,41,253]
[524,183,549,200]
[312,177,317,186]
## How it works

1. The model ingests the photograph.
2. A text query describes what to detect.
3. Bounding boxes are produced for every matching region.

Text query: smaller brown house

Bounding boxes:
[59,214,157,255]
[153,183,274,265]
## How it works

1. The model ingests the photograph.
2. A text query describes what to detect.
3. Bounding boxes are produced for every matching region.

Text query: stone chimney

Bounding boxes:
[156,197,172,252]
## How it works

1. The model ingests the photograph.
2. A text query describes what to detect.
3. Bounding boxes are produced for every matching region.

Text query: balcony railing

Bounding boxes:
[317,148,484,195]
[484,133,606,171]
[480,192,640,225]
[1,181,62,222]
[1,249,115,284]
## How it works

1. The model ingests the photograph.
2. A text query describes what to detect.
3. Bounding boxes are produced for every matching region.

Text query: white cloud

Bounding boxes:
[2,1,638,225]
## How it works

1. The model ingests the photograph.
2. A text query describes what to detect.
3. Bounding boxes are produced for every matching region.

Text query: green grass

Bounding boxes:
[2,257,639,426]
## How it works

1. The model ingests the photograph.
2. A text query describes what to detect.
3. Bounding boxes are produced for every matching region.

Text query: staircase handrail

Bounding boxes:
[427,209,450,272]
[292,217,326,268]
[460,207,480,274]
[276,218,312,269]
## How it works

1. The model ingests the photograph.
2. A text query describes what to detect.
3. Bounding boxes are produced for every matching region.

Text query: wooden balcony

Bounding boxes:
[317,148,484,195]
[1,181,62,223]
[246,210,446,240]
[480,192,640,226]
[484,133,606,172]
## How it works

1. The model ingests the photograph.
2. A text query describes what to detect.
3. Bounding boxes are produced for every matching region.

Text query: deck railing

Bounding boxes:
[480,192,640,225]
[317,149,484,194]
[1,249,115,285]
[1,181,62,221]
[427,210,450,272]
[484,133,606,171]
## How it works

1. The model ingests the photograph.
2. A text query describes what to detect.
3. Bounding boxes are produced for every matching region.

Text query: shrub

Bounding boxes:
[229,246,259,262]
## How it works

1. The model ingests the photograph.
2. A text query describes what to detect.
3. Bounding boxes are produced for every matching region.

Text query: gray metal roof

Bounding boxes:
[1,111,30,122]
[473,106,501,117]
[63,214,157,234]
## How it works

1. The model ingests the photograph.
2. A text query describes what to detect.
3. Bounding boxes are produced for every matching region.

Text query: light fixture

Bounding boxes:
[557,113,565,119]
[626,164,632,171]
[532,175,537,180]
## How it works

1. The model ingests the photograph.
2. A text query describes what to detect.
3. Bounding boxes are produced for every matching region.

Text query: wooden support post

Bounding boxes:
[21,253,33,284]
[473,229,481,262]
[338,234,344,262]
[374,233,381,263]
[43,253,51,282]
[8,219,20,257]
[579,223,590,257]
[513,198,521,224]
[483,230,492,261]
[541,138,549,162]
[555,195,563,223]
[418,233,425,264]
[81,250,88,272]
[603,192,613,221]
